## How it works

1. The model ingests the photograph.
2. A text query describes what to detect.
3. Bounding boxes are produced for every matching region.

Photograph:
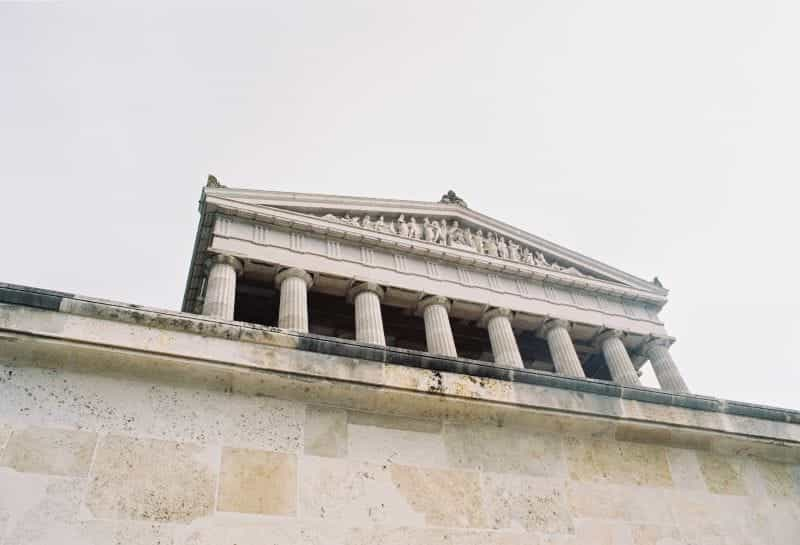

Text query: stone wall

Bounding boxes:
[1,359,799,545]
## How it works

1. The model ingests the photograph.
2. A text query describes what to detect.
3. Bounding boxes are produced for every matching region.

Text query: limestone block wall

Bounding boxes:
[1,359,799,545]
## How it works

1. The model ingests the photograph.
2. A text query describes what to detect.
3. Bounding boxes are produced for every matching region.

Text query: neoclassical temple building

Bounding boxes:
[186,180,687,392]
[0,179,798,544]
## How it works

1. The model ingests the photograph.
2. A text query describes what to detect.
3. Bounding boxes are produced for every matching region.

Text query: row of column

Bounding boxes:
[201,255,689,393]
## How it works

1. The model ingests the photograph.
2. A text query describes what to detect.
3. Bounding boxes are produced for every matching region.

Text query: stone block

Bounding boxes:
[218,447,297,515]
[305,405,348,457]
[390,464,486,528]
[696,452,746,495]
[567,482,675,524]
[300,456,423,526]
[345,526,529,545]
[348,412,447,467]
[5,520,176,545]
[443,423,564,477]
[0,472,85,545]
[480,474,573,533]
[666,448,707,491]
[85,434,216,522]
[629,523,681,545]
[178,516,344,545]
[565,436,672,487]
[0,426,96,477]
[0,422,11,450]
[753,459,800,501]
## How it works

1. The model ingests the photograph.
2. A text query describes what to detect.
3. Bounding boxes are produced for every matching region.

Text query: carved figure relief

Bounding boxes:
[315,211,592,278]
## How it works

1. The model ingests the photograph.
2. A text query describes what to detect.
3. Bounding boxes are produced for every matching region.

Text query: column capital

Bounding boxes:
[593,328,625,347]
[641,336,675,357]
[347,282,385,303]
[538,318,571,338]
[478,307,512,327]
[274,267,313,289]
[205,254,243,275]
[416,295,451,314]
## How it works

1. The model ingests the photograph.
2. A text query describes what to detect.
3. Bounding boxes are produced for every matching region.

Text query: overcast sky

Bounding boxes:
[2,2,798,410]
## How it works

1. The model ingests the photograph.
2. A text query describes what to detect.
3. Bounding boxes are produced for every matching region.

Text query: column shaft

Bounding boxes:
[202,256,241,320]
[353,289,386,346]
[543,322,585,378]
[600,333,641,386]
[646,343,690,393]
[485,311,523,368]
[420,298,458,357]
[275,268,313,333]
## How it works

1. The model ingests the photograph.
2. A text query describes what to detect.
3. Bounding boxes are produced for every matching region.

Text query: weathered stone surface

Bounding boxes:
[629,523,681,545]
[390,464,486,528]
[218,447,297,515]
[481,474,573,533]
[86,434,217,522]
[348,413,447,467]
[345,526,529,545]
[179,517,344,545]
[0,471,84,545]
[444,423,564,477]
[753,459,800,501]
[696,452,746,495]
[0,422,11,451]
[567,482,675,524]
[6,520,176,545]
[0,426,96,477]
[305,405,348,458]
[565,436,672,487]
[665,447,707,491]
[300,457,423,526]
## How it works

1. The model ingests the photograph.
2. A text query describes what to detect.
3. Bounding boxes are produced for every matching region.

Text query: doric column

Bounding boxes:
[480,308,523,368]
[540,319,585,378]
[202,254,243,320]
[274,267,313,332]
[347,282,386,346]
[418,296,458,357]
[596,329,641,386]
[643,339,690,393]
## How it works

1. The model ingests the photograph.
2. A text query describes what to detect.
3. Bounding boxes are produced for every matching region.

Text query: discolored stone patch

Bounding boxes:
[481,474,573,533]
[565,436,673,487]
[218,447,297,515]
[696,452,746,495]
[443,423,563,477]
[1,426,96,477]
[305,406,348,458]
[86,434,216,522]
[390,465,485,528]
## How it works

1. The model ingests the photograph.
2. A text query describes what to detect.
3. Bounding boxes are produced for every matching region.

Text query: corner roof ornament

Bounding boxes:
[439,190,468,208]
[206,174,225,188]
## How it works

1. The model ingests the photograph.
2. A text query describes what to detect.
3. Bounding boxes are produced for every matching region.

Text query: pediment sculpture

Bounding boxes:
[317,212,593,278]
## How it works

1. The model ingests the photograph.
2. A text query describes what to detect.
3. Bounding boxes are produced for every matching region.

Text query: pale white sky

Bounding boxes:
[2,2,799,409]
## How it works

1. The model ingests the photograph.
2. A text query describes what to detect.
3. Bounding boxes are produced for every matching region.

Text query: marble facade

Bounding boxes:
[185,183,687,392]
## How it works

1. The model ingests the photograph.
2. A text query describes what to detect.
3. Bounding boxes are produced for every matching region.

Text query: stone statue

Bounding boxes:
[423,218,435,242]
[464,227,474,249]
[322,213,339,222]
[439,190,468,208]
[533,251,549,267]
[408,217,420,239]
[485,232,499,257]
[473,229,485,254]
[497,236,509,259]
[431,220,446,245]
[508,240,521,262]
[362,215,374,230]
[375,215,390,233]
[522,248,535,265]
[448,221,466,245]
[396,214,410,237]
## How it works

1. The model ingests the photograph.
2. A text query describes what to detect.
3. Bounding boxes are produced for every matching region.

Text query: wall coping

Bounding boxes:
[1,282,798,428]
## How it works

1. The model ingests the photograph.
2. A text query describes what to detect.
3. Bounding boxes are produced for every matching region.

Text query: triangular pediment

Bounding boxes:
[203,186,666,296]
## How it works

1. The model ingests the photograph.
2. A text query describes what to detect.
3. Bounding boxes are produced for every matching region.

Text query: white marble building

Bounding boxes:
[185,178,688,393]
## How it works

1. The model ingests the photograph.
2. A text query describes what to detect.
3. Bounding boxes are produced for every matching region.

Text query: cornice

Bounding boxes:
[204,187,667,298]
